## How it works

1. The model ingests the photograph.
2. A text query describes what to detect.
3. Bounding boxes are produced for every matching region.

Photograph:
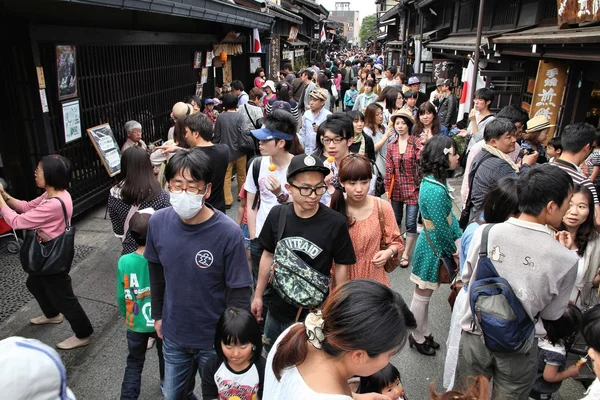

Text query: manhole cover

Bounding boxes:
[0,238,95,324]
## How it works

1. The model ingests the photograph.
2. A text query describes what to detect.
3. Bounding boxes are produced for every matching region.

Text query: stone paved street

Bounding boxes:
[0,178,590,399]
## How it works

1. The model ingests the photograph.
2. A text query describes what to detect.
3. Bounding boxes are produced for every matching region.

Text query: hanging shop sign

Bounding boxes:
[36,67,46,89]
[56,45,77,101]
[205,51,214,67]
[193,51,203,69]
[289,26,299,41]
[529,60,568,140]
[87,123,121,177]
[557,0,600,25]
[62,100,82,144]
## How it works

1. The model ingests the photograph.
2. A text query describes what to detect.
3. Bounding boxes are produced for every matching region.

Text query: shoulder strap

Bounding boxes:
[479,224,494,258]
[121,205,139,242]
[251,157,262,210]
[376,198,386,244]
[243,104,258,129]
[421,214,440,258]
[465,151,495,208]
[53,197,71,230]
[478,114,494,126]
[277,204,288,241]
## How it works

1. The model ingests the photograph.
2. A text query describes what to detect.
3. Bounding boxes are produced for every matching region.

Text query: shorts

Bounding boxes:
[240,223,250,249]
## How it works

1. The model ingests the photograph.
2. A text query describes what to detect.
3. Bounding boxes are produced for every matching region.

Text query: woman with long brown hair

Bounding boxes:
[363,103,391,181]
[414,102,448,144]
[263,279,416,400]
[330,154,403,287]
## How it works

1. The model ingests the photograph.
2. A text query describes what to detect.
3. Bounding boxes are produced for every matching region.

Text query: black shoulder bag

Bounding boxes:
[20,197,76,275]
[459,151,494,230]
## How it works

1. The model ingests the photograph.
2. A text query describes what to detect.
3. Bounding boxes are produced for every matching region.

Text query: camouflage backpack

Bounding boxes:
[268,204,330,309]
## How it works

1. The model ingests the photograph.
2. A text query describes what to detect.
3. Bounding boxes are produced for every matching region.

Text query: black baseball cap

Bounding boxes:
[286,154,330,181]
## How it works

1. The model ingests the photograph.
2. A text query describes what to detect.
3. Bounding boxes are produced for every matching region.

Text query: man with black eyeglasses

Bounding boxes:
[251,153,356,352]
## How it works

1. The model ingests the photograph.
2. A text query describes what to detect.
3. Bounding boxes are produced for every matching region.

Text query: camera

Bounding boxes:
[518,148,535,159]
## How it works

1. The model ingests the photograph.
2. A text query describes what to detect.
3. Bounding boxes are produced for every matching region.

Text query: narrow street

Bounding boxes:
[0,178,589,399]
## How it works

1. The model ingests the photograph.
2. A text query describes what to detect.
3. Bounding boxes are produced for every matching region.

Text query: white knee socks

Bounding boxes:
[410,293,431,343]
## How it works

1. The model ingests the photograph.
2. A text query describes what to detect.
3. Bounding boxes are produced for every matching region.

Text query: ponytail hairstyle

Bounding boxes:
[272,279,416,380]
[330,154,373,226]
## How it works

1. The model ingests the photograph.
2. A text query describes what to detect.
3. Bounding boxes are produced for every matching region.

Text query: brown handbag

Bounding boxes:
[421,217,458,284]
[377,199,401,273]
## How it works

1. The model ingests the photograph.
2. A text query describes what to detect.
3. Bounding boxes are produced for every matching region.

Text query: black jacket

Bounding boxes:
[438,93,458,129]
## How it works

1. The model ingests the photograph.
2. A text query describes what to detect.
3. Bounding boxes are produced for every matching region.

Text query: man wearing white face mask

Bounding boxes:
[144,148,253,400]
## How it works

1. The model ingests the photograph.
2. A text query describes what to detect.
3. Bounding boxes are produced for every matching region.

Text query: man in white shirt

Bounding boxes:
[299,90,332,154]
[378,66,396,90]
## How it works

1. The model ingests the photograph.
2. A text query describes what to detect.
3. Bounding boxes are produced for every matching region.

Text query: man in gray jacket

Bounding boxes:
[437,79,458,130]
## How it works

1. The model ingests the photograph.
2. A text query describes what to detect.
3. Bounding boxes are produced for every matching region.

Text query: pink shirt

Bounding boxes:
[0,191,73,241]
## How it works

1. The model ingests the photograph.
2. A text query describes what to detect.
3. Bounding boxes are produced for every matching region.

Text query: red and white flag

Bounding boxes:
[253,28,262,53]
[456,57,485,123]
[320,25,326,43]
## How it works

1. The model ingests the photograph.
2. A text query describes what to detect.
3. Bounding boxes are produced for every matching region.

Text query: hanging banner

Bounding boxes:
[557,0,600,25]
[529,60,568,141]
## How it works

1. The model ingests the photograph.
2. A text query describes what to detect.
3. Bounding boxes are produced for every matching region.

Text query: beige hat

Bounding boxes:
[526,115,554,133]
[263,80,276,93]
[309,89,327,101]
[390,108,415,126]
[172,102,191,120]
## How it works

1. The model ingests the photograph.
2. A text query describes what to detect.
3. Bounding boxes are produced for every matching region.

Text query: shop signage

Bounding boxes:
[87,123,121,177]
[529,60,568,140]
[289,26,299,41]
[36,67,46,89]
[557,0,600,25]
[62,100,81,144]
[270,35,281,81]
[432,59,450,81]
[56,45,77,101]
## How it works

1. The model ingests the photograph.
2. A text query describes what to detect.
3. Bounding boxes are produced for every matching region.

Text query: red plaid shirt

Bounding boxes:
[384,135,422,204]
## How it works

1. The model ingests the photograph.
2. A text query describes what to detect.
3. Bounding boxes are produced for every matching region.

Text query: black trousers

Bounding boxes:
[26,272,94,338]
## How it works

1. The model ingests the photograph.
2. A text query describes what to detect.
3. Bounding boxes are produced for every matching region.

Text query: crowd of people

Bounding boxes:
[1,49,600,400]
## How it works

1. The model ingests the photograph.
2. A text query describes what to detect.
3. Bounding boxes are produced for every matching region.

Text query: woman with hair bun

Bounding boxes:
[408,135,462,357]
[264,279,416,400]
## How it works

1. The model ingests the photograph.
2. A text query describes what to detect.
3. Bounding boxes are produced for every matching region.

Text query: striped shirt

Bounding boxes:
[551,159,599,204]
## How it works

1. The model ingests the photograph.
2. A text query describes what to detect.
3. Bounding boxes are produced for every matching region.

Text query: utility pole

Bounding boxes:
[470,0,485,104]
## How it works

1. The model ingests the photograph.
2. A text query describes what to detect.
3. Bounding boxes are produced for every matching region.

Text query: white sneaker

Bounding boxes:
[147,337,155,350]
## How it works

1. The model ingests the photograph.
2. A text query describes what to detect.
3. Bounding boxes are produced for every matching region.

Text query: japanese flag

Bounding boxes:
[320,25,326,43]
[253,29,262,53]
[456,57,485,123]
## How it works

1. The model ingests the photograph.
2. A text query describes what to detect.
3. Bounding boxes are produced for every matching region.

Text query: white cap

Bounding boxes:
[0,337,77,400]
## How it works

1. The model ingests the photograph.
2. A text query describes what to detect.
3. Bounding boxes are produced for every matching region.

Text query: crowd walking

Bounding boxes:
[2,49,600,400]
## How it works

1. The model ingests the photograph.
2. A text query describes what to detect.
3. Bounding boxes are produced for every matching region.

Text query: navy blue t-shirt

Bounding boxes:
[145,207,253,349]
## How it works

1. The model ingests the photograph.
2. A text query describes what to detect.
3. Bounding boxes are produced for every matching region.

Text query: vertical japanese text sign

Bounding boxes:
[529,61,568,140]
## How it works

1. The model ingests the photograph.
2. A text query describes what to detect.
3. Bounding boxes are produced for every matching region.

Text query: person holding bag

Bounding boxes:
[408,136,461,357]
[330,153,403,287]
[0,155,93,350]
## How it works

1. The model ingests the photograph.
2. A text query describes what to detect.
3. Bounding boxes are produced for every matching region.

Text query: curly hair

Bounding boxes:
[418,135,457,185]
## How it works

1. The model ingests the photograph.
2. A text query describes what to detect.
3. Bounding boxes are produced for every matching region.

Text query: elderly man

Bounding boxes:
[121,120,147,152]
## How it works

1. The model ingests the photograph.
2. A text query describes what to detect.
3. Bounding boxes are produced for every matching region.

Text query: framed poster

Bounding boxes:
[200,68,208,84]
[250,56,262,74]
[193,51,202,69]
[56,45,77,101]
[86,123,121,177]
[62,100,82,143]
[205,51,213,67]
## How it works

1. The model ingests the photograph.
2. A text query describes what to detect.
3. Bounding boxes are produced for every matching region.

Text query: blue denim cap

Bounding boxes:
[251,127,294,141]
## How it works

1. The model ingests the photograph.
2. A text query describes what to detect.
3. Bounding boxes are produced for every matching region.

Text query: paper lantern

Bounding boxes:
[220,51,228,62]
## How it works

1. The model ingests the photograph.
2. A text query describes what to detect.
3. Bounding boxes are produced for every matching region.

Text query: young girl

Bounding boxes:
[530,305,584,400]
[559,185,600,308]
[357,363,407,400]
[581,304,600,399]
[330,154,403,287]
[202,308,266,400]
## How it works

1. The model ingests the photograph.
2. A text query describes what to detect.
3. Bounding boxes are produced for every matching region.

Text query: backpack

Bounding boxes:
[469,224,537,354]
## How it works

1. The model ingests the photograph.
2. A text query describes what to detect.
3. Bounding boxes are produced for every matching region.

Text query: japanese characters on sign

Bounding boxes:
[432,59,450,81]
[529,61,568,141]
[557,0,600,25]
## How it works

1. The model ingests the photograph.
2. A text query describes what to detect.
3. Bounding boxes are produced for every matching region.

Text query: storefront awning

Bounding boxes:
[267,2,303,24]
[491,25,600,45]
[284,40,309,47]
[385,40,404,47]
[299,5,322,22]
[426,35,477,51]
[379,18,397,27]
[60,0,275,30]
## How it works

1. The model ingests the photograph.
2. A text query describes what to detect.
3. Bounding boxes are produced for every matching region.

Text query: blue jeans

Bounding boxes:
[390,201,419,236]
[162,337,215,400]
[263,311,295,354]
[120,330,164,400]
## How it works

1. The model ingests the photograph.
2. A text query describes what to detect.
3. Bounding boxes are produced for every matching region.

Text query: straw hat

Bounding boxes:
[526,115,554,133]
[390,108,415,126]
[309,89,327,101]
[172,102,191,120]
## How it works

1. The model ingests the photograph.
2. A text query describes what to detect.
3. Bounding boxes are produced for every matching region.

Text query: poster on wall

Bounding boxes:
[86,123,121,177]
[193,51,203,69]
[205,51,213,67]
[62,100,82,143]
[250,57,262,74]
[56,45,77,101]
[200,68,208,84]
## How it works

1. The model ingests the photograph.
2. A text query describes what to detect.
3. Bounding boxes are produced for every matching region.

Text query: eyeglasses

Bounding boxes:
[169,185,208,195]
[321,137,346,145]
[289,183,327,197]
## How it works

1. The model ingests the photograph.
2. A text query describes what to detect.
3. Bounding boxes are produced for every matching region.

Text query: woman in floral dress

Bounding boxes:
[409,135,462,357]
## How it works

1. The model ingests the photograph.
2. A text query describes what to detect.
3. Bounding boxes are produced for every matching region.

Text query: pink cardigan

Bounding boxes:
[0,191,73,241]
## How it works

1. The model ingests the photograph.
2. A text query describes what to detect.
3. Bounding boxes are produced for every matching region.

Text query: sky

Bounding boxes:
[317,0,377,20]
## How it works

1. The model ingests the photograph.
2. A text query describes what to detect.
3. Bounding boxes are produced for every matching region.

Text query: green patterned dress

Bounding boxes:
[410,176,462,290]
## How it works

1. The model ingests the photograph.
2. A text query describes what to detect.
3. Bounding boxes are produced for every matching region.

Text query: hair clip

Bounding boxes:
[443,147,452,155]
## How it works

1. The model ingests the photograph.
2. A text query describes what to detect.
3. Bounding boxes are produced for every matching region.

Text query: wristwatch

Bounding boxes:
[276,192,290,204]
